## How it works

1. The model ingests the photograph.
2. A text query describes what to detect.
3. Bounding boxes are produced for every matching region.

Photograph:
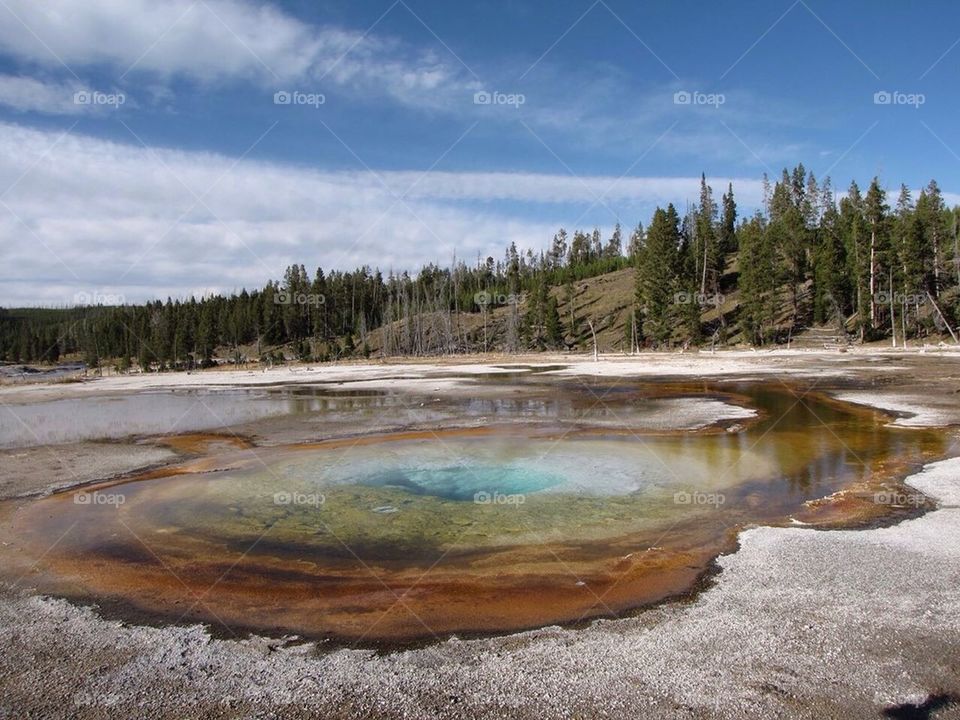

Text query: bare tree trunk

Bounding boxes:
[587,319,598,362]
[853,230,863,341]
[700,242,708,296]
[927,292,958,344]
[888,270,896,348]
[901,296,908,349]
[482,306,488,353]
[933,231,942,296]
[869,226,877,325]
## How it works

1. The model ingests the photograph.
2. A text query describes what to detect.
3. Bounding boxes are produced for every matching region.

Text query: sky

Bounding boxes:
[1,0,959,306]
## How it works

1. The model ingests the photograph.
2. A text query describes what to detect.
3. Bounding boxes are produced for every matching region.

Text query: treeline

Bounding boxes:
[2,165,959,368]
[0,231,629,367]
[632,167,960,348]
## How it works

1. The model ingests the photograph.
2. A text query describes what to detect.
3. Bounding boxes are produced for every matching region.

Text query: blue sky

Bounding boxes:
[1,0,959,305]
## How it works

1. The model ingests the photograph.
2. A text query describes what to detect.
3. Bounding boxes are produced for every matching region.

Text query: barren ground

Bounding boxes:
[2,347,960,719]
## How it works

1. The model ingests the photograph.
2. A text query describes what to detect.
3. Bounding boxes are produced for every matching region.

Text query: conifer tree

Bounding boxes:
[636,205,679,345]
[738,215,779,344]
[864,178,890,332]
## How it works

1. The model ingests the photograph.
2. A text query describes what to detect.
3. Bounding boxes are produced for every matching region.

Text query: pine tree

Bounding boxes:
[544,295,562,348]
[676,212,702,343]
[636,205,679,346]
[917,180,948,296]
[549,229,568,270]
[720,183,737,254]
[563,278,576,341]
[627,222,644,261]
[812,194,848,328]
[769,167,810,329]
[738,215,779,344]
[840,181,870,340]
[893,184,914,290]
[863,178,890,333]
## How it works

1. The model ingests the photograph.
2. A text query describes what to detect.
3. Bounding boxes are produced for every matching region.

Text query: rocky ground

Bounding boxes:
[2,348,960,719]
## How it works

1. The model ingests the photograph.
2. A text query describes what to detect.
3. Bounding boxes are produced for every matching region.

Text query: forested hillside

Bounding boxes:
[3,165,958,369]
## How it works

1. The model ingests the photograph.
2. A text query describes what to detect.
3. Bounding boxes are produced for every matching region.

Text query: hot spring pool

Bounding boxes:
[1,380,947,643]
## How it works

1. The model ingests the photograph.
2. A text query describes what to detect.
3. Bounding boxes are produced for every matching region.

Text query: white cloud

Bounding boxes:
[0,75,87,115]
[0,122,766,306]
[0,0,328,81]
[0,0,475,107]
[0,0,815,169]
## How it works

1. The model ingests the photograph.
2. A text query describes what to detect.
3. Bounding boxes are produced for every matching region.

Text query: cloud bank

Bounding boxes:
[0,122,765,306]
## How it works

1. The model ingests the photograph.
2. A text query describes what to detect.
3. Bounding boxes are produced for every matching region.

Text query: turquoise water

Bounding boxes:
[267,435,756,502]
[353,464,566,501]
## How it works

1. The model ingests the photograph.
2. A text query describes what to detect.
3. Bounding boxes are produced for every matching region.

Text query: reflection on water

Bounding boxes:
[1,377,749,448]
[1,379,949,644]
[0,389,390,448]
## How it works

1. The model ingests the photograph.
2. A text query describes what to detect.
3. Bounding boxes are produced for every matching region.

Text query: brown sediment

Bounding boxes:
[154,432,255,455]
[0,507,724,643]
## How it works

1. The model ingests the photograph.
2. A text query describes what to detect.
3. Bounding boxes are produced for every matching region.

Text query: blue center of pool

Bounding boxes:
[354,464,565,501]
